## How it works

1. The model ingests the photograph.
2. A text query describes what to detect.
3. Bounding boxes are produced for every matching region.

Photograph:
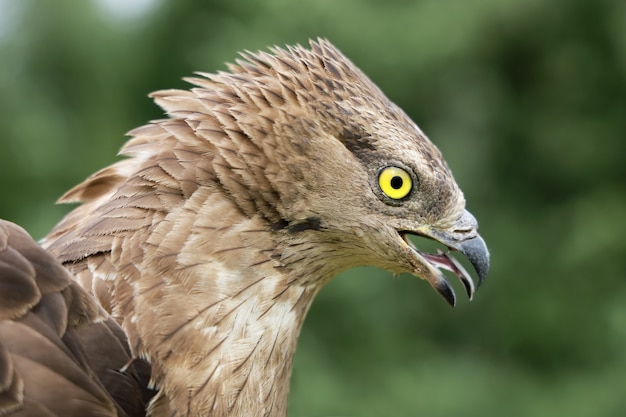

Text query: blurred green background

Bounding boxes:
[1,0,625,415]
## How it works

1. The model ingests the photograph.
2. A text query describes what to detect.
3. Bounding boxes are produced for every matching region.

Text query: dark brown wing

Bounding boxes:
[0,219,152,416]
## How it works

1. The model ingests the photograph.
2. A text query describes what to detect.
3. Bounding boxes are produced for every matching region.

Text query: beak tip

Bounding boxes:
[459,235,490,289]
[434,277,457,307]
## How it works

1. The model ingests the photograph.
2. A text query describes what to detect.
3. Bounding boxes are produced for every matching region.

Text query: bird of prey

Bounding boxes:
[0,39,489,416]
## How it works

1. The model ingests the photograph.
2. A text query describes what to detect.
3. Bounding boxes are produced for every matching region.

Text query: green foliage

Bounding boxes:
[1,0,624,415]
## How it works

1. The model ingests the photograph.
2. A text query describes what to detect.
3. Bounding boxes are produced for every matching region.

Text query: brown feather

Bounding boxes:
[2,39,487,416]
[0,220,151,416]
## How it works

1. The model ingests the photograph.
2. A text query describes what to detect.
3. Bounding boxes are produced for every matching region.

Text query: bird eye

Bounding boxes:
[378,166,413,200]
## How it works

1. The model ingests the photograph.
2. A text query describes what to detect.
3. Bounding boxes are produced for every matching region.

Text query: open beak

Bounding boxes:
[400,210,490,307]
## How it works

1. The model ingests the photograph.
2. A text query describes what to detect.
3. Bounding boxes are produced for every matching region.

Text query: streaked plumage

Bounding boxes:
[0,39,489,416]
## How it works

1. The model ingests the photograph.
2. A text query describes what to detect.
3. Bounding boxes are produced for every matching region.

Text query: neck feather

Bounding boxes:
[119,196,323,416]
[142,268,317,417]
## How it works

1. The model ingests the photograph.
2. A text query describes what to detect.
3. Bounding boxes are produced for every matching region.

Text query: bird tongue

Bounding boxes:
[422,249,475,301]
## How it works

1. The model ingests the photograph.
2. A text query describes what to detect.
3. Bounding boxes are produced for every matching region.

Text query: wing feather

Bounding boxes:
[0,220,152,416]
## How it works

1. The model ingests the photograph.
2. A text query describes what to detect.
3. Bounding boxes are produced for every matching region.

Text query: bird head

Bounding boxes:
[143,39,489,305]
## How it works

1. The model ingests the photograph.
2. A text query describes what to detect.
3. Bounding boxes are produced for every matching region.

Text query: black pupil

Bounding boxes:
[390,176,403,189]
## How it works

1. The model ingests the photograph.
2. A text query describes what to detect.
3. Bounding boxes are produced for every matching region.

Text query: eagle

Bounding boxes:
[0,39,489,416]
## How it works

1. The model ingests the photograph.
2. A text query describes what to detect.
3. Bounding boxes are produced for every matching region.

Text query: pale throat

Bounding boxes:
[133,246,322,417]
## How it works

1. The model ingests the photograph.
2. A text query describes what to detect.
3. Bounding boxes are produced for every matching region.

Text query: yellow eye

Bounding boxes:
[378,166,413,200]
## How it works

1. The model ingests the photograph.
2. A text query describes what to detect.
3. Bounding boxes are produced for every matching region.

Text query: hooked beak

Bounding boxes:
[400,210,490,306]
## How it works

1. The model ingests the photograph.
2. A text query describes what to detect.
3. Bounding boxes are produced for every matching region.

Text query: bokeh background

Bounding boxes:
[1,0,625,415]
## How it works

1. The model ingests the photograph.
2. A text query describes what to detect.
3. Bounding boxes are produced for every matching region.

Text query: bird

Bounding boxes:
[0,39,489,416]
